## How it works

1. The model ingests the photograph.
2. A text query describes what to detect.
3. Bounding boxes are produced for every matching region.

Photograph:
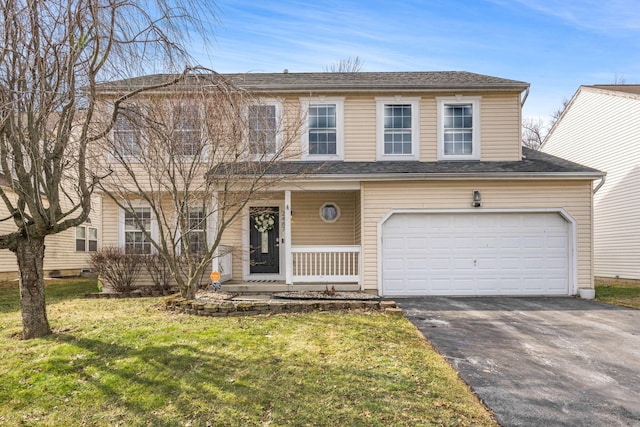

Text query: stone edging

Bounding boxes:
[164,296,402,317]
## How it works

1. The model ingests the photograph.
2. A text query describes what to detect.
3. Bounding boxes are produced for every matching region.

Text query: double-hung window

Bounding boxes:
[123,207,152,254]
[76,225,98,252]
[437,97,481,160]
[376,97,420,160]
[301,97,344,160]
[173,103,203,157]
[113,115,142,157]
[247,101,282,158]
[184,207,207,255]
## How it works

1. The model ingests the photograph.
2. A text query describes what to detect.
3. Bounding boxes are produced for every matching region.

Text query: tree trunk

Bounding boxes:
[15,236,51,339]
[181,280,197,300]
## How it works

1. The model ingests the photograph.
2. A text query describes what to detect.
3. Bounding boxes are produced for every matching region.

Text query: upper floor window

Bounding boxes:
[437,97,481,160]
[247,101,282,158]
[76,225,98,252]
[376,97,420,161]
[113,115,142,157]
[300,97,344,160]
[172,104,203,157]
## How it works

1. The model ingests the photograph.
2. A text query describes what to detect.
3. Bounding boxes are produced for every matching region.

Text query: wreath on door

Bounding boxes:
[254,213,275,233]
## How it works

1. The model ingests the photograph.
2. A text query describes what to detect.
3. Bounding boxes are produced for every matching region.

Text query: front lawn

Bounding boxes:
[0,278,496,426]
[595,283,640,310]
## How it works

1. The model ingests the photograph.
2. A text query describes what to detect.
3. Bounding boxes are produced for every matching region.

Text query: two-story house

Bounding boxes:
[98,71,603,297]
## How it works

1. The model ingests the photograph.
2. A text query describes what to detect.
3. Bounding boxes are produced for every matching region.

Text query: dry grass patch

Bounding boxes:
[0,278,496,426]
[595,283,640,310]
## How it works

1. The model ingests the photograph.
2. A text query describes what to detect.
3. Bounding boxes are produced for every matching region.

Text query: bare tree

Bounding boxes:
[323,56,364,73]
[0,0,216,338]
[95,72,304,299]
[522,117,546,149]
[550,98,571,126]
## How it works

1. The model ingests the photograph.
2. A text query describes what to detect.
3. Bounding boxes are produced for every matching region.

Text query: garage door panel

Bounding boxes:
[382,212,570,296]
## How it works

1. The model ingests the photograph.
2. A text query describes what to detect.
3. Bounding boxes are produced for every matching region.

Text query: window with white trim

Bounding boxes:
[124,207,152,254]
[301,97,344,160]
[113,115,142,157]
[376,97,420,160]
[172,103,203,157]
[437,97,481,160]
[248,102,282,158]
[183,207,207,255]
[76,225,98,252]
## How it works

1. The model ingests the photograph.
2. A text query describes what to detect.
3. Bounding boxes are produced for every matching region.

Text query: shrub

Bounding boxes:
[142,253,173,292]
[90,247,143,293]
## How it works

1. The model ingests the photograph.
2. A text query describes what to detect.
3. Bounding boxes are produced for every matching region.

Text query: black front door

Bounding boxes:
[249,207,280,274]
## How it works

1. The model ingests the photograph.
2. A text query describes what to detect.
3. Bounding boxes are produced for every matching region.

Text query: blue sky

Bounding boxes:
[192,0,640,120]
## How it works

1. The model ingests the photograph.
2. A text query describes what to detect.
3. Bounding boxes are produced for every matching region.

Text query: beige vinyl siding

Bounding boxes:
[288,91,522,162]
[0,193,101,279]
[281,95,305,161]
[543,88,640,279]
[479,93,522,161]
[361,180,593,293]
[419,98,438,161]
[291,191,358,246]
[343,96,376,161]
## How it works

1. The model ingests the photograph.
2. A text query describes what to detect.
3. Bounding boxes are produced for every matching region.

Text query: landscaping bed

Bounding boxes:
[166,294,399,317]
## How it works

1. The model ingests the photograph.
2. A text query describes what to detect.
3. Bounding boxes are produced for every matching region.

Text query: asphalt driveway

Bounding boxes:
[398,297,640,427]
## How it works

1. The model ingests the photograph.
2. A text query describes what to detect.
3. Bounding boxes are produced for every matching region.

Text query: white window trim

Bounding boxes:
[437,96,481,161]
[170,101,208,160]
[300,97,345,161]
[109,107,146,163]
[75,225,97,252]
[244,98,284,161]
[118,202,158,253]
[376,97,421,161]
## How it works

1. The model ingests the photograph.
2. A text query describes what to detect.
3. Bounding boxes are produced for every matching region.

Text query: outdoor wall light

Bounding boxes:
[472,190,482,208]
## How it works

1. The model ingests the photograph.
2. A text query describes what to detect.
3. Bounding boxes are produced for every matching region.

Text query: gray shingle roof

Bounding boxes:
[208,148,603,179]
[97,71,529,93]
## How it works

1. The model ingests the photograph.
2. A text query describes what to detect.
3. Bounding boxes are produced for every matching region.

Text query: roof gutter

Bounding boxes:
[218,171,606,182]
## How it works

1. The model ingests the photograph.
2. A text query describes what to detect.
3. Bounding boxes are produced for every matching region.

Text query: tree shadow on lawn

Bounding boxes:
[46,332,257,425]
[40,330,438,426]
[0,280,97,314]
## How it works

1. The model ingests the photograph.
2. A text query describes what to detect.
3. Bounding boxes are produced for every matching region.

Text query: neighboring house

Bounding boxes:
[543,84,640,281]
[0,181,102,281]
[98,71,603,297]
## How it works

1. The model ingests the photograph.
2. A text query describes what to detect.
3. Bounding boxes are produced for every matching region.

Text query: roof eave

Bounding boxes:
[221,171,605,182]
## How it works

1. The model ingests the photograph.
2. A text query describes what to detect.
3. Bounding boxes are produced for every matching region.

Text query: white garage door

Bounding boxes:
[382,212,570,296]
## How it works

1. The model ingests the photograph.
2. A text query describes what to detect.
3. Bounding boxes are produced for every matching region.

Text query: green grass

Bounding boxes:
[0,279,496,426]
[595,283,640,310]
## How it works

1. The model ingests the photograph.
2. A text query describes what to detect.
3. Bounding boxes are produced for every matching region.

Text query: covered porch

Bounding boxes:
[213,187,362,290]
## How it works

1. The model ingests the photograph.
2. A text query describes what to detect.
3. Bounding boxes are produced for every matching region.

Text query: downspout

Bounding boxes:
[593,175,606,194]
[520,87,530,107]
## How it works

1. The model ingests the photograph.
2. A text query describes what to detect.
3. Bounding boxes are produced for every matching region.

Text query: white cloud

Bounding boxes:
[492,0,640,33]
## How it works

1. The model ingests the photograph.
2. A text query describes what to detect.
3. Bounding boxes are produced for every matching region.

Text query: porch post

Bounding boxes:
[285,190,293,285]
[210,191,219,276]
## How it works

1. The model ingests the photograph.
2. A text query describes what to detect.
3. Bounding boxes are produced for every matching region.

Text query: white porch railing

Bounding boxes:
[218,245,233,282]
[291,245,360,283]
